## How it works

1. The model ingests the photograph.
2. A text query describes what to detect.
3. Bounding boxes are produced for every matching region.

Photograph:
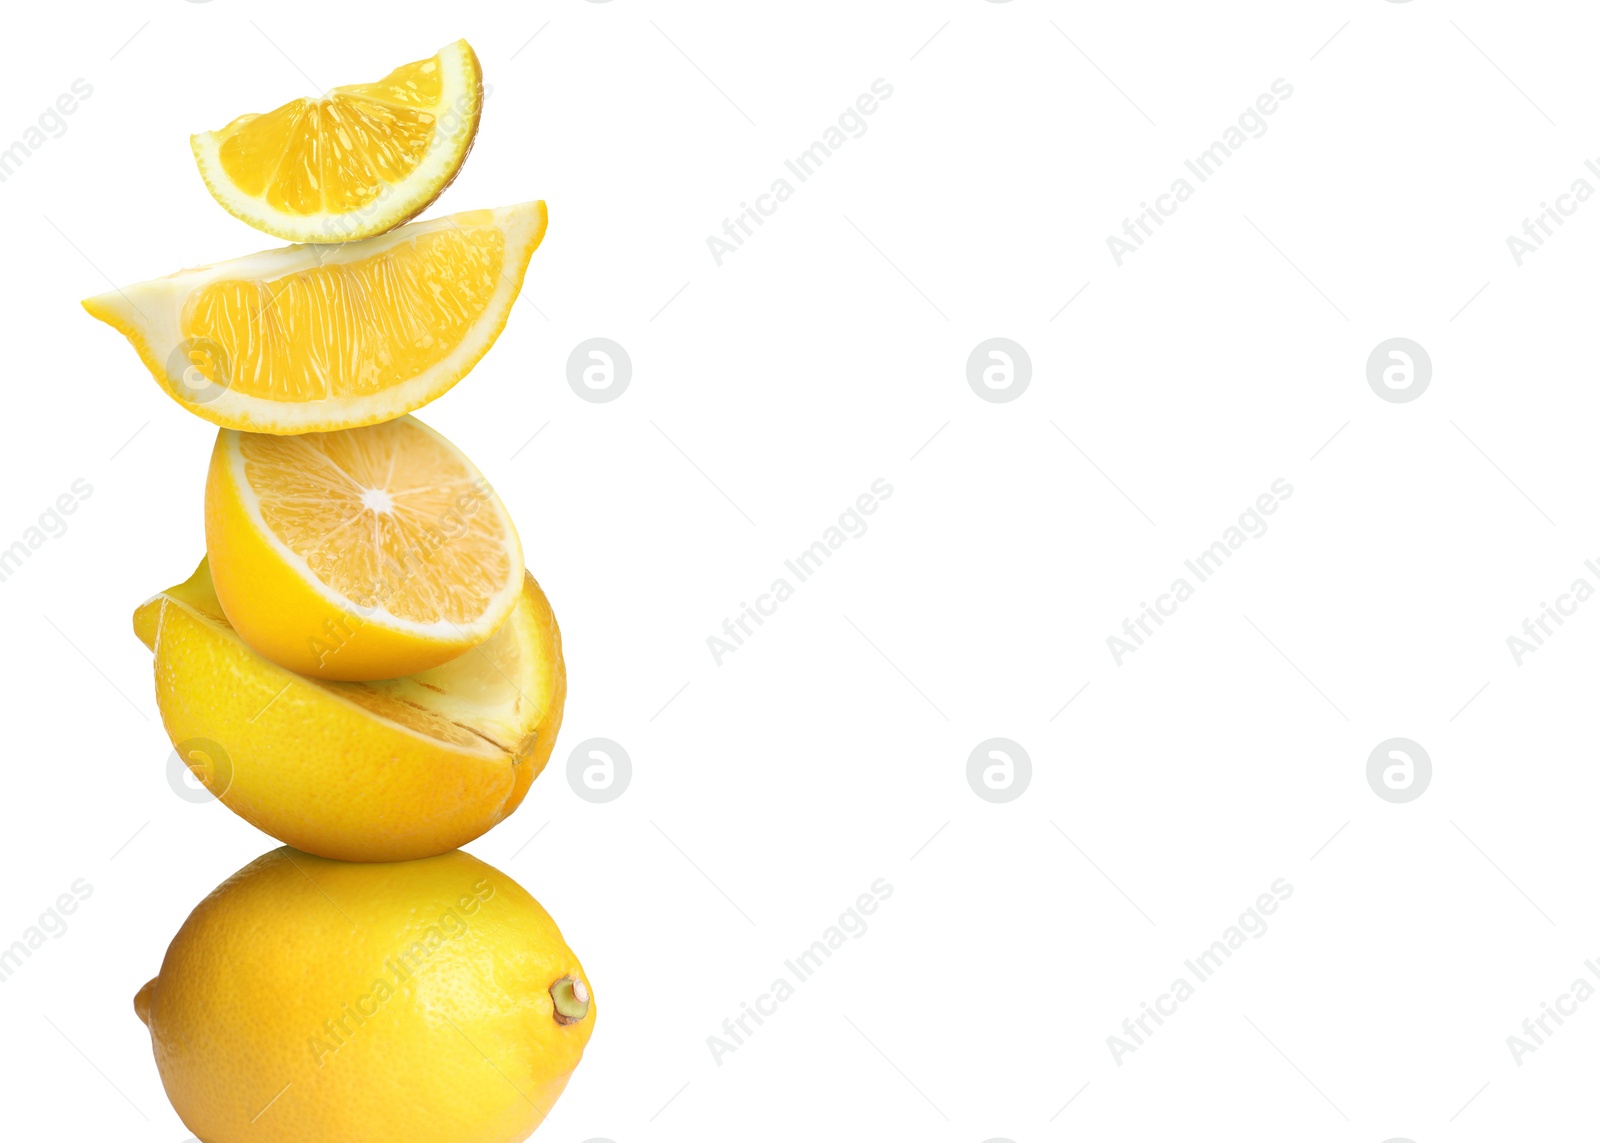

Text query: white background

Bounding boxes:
[1,1,1597,1140]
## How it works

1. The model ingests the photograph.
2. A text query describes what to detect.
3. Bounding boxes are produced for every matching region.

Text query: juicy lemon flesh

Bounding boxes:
[81,201,546,434]
[217,56,445,217]
[237,418,514,627]
[181,222,505,402]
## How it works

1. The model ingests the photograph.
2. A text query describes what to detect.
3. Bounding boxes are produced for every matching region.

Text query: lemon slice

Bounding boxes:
[205,415,524,681]
[134,558,565,862]
[191,40,483,242]
[82,201,546,433]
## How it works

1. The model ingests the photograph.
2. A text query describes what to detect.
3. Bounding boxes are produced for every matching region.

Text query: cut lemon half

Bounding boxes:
[205,415,524,681]
[135,558,565,862]
[191,39,483,242]
[83,201,546,433]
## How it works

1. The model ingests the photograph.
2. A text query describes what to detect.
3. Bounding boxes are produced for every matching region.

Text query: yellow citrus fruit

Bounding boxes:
[191,40,483,243]
[205,416,524,681]
[82,201,547,433]
[135,846,594,1143]
[134,557,564,861]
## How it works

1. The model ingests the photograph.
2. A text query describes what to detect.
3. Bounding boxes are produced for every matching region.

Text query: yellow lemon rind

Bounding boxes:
[137,848,594,1143]
[136,558,564,862]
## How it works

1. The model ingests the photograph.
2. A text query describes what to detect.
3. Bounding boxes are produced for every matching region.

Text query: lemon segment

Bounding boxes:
[135,558,565,862]
[82,201,547,433]
[205,416,524,681]
[136,847,592,1143]
[185,223,504,402]
[191,40,482,242]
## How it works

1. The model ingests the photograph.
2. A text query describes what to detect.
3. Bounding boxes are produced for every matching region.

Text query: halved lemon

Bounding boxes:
[135,558,564,862]
[82,201,547,433]
[191,40,483,243]
[205,415,524,681]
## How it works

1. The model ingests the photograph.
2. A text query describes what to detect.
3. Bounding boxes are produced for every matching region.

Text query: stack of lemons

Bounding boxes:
[85,42,592,1143]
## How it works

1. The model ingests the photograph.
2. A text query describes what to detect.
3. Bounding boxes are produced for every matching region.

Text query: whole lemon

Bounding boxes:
[135,847,594,1143]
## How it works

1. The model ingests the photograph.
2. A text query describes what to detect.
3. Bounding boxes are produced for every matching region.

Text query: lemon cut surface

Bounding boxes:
[191,40,483,242]
[83,201,547,432]
[206,416,524,680]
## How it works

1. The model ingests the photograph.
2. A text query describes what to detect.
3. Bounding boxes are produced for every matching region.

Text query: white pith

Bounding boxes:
[222,417,526,642]
[85,201,546,432]
[190,39,481,244]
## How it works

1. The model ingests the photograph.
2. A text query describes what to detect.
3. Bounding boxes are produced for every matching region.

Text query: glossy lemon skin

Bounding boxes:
[135,560,565,862]
[136,847,594,1143]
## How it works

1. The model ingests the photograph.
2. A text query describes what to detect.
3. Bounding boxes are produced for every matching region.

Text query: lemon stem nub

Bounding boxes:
[550,976,589,1024]
[134,977,157,1027]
